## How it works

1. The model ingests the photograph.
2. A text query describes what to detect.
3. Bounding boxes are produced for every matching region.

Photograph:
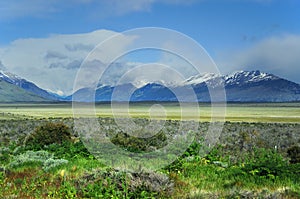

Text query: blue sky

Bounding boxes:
[0,0,299,95]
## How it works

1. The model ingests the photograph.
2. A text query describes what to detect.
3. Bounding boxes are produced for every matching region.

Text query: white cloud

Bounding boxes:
[102,0,154,15]
[101,0,198,15]
[0,0,198,20]
[3,28,299,98]
[0,0,58,20]
[0,29,136,95]
[0,60,6,70]
[0,0,278,21]
[224,34,300,83]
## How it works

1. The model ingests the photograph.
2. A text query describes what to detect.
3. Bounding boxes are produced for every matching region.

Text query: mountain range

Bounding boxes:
[1,70,300,102]
[69,70,300,102]
[0,71,59,102]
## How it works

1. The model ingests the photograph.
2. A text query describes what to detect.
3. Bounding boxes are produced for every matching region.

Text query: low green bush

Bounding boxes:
[110,131,167,153]
[24,122,72,149]
[0,147,10,165]
[45,140,93,160]
[76,168,173,198]
[43,158,69,171]
[287,145,300,164]
[240,148,289,179]
[8,150,68,171]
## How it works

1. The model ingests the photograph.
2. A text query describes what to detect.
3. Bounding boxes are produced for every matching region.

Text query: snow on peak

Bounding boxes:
[131,80,149,88]
[183,73,222,85]
[130,79,179,88]
[0,70,23,84]
[225,70,278,84]
[180,70,279,87]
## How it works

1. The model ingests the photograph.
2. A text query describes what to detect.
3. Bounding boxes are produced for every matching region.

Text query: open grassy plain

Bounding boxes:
[0,102,300,122]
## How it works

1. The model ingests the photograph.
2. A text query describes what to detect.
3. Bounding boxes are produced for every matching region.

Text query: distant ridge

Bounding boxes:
[1,70,300,103]
[0,79,48,102]
[0,70,58,102]
[70,70,300,102]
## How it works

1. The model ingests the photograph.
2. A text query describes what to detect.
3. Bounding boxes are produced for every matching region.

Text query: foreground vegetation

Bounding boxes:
[1,119,300,198]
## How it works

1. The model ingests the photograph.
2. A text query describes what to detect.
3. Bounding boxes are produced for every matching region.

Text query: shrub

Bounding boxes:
[287,145,300,164]
[43,158,68,171]
[8,150,68,171]
[25,122,72,149]
[76,168,173,198]
[241,148,289,179]
[182,141,203,158]
[205,145,223,162]
[0,147,10,164]
[45,140,92,160]
[110,131,167,153]
[8,150,53,168]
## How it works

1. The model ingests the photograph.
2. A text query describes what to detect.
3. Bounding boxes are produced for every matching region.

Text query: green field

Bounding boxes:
[0,102,300,122]
[1,103,300,198]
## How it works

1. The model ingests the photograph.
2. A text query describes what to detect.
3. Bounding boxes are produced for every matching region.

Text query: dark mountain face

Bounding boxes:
[130,83,177,101]
[225,78,300,102]
[0,71,59,101]
[223,71,300,102]
[0,79,49,102]
[1,69,300,103]
[68,70,300,102]
[14,79,59,100]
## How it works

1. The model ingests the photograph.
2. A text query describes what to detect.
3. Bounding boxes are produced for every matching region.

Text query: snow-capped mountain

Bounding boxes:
[0,71,23,85]
[183,73,222,85]
[223,70,300,102]
[224,70,279,85]
[69,70,300,102]
[179,70,300,102]
[182,70,279,87]
[0,70,59,101]
[1,69,299,102]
